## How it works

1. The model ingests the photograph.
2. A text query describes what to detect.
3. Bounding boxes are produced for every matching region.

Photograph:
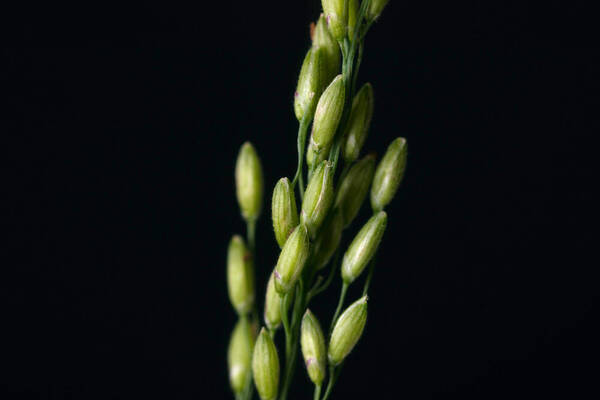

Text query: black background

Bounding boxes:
[5,1,598,399]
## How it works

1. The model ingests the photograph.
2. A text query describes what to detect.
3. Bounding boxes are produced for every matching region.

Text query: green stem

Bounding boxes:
[281,292,292,358]
[313,384,322,400]
[292,114,310,200]
[351,42,364,96]
[246,219,256,254]
[362,255,377,296]
[279,281,306,400]
[307,246,341,302]
[329,282,349,336]
[241,220,258,400]
[321,365,338,400]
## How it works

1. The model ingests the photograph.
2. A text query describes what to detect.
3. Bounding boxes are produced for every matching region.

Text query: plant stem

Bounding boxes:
[313,384,322,400]
[307,246,341,302]
[279,281,306,400]
[281,292,292,358]
[292,114,310,200]
[351,42,363,97]
[362,255,377,296]
[329,282,349,336]
[246,219,256,254]
[321,365,337,400]
[241,221,258,400]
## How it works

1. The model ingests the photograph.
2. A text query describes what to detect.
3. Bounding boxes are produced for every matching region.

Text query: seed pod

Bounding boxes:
[235,142,264,221]
[341,211,387,284]
[294,48,324,122]
[227,235,255,314]
[252,328,280,400]
[264,271,283,330]
[370,137,407,212]
[335,154,376,227]
[301,161,335,239]
[301,310,327,385]
[366,0,390,22]
[310,75,345,157]
[312,14,341,87]
[272,177,299,248]
[328,295,368,366]
[311,207,344,271]
[322,0,348,41]
[274,224,310,295]
[228,318,255,394]
[347,0,358,40]
[342,83,374,163]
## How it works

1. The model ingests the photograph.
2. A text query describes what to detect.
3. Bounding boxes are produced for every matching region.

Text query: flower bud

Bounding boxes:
[322,0,348,41]
[328,295,368,366]
[274,225,310,295]
[294,48,324,122]
[370,137,407,212]
[272,177,299,248]
[335,154,376,227]
[301,310,327,385]
[311,207,343,271]
[348,0,358,40]
[252,328,280,400]
[301,161,335,238]
[341,211,387,284]
[235,142,264,221]
[366,0,390,22]
[264,271,284,330]
[228,318,255,394]
[312,14,341,87]
[227,235,255,314]
[342,83,374,163]
[309,75,345,157]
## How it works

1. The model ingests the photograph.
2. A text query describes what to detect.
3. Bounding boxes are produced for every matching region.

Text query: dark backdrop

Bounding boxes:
[6,1,598,399]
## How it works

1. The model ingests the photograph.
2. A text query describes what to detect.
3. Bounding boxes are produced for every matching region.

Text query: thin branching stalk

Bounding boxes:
[227,1,407,399]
